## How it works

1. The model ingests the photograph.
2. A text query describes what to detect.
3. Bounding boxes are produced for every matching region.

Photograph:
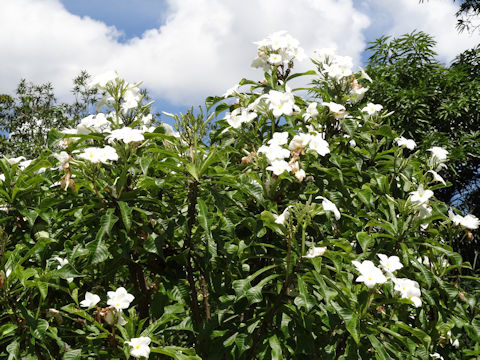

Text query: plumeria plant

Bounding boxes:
[0,31,479,359]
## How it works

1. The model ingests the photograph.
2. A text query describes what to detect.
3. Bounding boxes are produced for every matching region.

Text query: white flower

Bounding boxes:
[224,108,257,129]
[409,185,434,205]
[161,123,180,138]
[252,31,305,69]
[6,156,26,165]
[268,132,289,146]
[449,210,480,230]
[258,144,290,163]
[18,160,32,170]
[266,160,292,176]
[316,196,341,220]
[5,268,12,278]
[295,169,306,182]
[0,174,5,182]
[394,136,416,150]
[308,134,330,156]
[418,203,433,229]
[349,80,369,103]
[274,207,291,225]
[77,113,111,134]
[322,102,345,115]
[303,246,327,258]
[303,102,319,121]
[121,86,142,112]
[361,103,383,115]
[141,114,153,126]
[428,147,449,162]
[377,254,403,273]
[393,278,422,307]
[430,353,444,360]
[268,53,283,65]
[289,133,311,152]
[87,70,118,89]
[126,337,151,359]
[54,256,69,268]
[107,287,135,310]
[54,151,70,170]
[78,146,118,164]
[352,260,387,288]
[359,67,373,82]
[451,338,459,348]
[107,127,144,144]
[417,255,430,266]
[427,170,446,185]
[265,90,298,118]
[80,292,101,308]
[313,47,337,62]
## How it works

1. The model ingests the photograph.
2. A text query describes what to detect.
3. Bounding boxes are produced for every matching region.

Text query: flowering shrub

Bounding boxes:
[0,32,479,359]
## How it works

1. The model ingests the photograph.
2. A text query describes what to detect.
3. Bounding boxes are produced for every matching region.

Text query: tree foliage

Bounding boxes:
[0,71,98,157]
[365,31,480,269]
[0,32,479,359]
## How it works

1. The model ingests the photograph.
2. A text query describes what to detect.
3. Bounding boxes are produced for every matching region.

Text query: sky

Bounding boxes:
[1,0,479,116]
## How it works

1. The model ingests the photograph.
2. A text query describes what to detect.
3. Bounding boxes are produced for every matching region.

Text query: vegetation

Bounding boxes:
[0,32,479,359]
[365,31,480,270]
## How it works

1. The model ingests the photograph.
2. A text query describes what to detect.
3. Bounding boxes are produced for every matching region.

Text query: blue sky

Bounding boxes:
[1,0,479,118]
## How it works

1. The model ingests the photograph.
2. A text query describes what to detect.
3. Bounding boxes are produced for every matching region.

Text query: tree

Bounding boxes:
[0,71,99,157]
[421,0,480,32]
[365,31,480,269]
[0,31,478,359]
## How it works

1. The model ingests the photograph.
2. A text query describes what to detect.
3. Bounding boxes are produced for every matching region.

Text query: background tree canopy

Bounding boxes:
[364,31,480,268]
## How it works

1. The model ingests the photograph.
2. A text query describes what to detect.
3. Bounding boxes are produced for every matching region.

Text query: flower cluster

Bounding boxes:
[258,130,330,180]
[251,30,306,70]
[315,48,353,81]
[449,210,480,230]
[353,255,422,307]
[394,136,416,150]
[78,146,119,164]
[80,287,135,310]
[80,288,151,358]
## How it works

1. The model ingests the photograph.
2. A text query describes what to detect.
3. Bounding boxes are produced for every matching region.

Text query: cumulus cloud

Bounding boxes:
[363,0,480,64]
[1,0,477,108]
[0,0,369,104]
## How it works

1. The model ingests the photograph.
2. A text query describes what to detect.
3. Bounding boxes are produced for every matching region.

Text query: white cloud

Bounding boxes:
[363,0,480,64]
[0,0,369,105]
[2,0,477,108]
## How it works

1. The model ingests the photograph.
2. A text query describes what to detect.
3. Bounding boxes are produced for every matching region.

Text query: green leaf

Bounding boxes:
[0,324,17,338]
[32,319,49,339]
[47,128,65,148]
[186,163,199,181]
[96,208,119,242]
[396,321,431,348]
[118,201,133,232]
[140,156,153,175]
[346,313,360,344]
[53,264,82,280]
[294,275,315,312]
[197,198,216,260]
[356,232,373,252]
[268,334,283,360]
[198,150,218,177]
[62,349,82,360]
[367,334,392,360]
[61,304,95,322]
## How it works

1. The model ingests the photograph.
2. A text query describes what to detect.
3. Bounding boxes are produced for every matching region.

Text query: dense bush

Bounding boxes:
[1,32,479,359]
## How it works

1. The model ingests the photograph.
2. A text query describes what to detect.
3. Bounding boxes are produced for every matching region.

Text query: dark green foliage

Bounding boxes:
[365,31,480,269]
